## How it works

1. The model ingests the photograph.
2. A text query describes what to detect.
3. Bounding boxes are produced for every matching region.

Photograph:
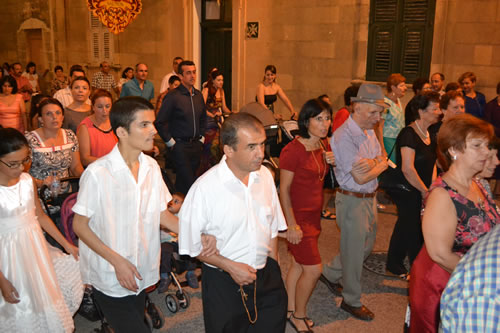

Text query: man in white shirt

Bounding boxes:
[179,112,288,333]
[73,97,180,332]
[53,64,91,107]
[159,56,183,94]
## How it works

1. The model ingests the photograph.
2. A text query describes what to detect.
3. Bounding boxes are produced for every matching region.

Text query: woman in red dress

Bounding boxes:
[280,98,335,333]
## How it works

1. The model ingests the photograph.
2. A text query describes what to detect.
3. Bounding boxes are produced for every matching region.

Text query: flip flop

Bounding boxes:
[321,210,336,220]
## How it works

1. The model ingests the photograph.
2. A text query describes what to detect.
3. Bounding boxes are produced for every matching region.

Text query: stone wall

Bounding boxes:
[431,0,500,101]
[233,0,370,113]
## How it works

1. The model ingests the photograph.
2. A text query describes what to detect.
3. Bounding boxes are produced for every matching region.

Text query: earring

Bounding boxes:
[452,155,457,161]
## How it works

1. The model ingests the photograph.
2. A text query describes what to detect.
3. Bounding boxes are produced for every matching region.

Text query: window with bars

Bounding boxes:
[366,0,436,82]
[89,14,113,64]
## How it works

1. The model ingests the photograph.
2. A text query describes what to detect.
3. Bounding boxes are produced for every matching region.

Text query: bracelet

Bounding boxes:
[290,225,301,231]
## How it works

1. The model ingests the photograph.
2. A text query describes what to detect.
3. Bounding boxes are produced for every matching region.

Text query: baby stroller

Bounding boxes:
[239,102,280,156]
[39,176,80,249]
[163,250,198,314]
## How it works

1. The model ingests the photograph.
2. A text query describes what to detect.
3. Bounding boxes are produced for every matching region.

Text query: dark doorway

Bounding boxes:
[201,0,232,108]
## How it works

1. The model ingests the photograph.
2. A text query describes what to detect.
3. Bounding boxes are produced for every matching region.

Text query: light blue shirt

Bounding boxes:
[120,77,154,101]
[332,116,381,193]
[382,97,404,139]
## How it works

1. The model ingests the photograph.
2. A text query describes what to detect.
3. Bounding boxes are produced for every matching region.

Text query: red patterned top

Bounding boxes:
[424,176,500,256]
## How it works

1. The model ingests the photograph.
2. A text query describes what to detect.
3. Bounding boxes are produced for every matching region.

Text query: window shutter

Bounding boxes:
[103,32,111,59]
[88,13,114,63]
[366,0,435,82]
[92,33,100,62]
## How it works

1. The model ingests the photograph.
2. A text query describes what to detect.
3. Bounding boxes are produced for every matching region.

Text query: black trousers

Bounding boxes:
[93,289,149,333]
[386,189,424,273]
[202,258,287,333]
[172,140,203,195]
[160,241,197,275]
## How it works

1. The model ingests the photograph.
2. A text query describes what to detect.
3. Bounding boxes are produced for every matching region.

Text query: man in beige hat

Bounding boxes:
[320,83,389,321]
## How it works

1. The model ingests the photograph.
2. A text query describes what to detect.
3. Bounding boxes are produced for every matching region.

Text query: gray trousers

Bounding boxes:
[322,191,377,307]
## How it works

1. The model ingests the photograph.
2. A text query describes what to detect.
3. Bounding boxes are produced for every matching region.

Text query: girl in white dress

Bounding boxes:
[0,128,83,333]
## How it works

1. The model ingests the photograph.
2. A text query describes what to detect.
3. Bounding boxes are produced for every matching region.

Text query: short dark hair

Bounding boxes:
[110,96,154,135]
[29,94,49,121]
[69,65,85,78]
[172,192,186,200]
[220,112,264,150]
[440,90,465,110]
[173,56,183,62]
[135,63,147,71]
[298,99,332,138]
[26,61,36,74]
[0,127,29,158]
[0,75,18,94]
[54,65,63,73]
[432,72,445,81]
[445,82,461,93]
[91,89,112,105]
[168,75,180,85]
[489,136,500,151]
[343,85,360,106]
[121,67,133,79]
[11,62,21,69]
[37,98,64,117]
[70,76,90,89]
[177,60,195,75]
[408,91,440,121]
[412,77,430,94]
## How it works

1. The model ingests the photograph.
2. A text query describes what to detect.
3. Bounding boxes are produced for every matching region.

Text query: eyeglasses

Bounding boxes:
[0,156,32,169]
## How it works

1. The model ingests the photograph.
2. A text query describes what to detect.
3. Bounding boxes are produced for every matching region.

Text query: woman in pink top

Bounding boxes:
[0,76,27,132]
[77,89,117,166]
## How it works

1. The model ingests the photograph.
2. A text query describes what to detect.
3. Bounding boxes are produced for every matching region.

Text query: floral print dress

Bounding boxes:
[26,129,79,193]
[408,176,500,332]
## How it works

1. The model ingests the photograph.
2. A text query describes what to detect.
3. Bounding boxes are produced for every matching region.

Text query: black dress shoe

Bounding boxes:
[319,274,343,296]
[340,300,375,321]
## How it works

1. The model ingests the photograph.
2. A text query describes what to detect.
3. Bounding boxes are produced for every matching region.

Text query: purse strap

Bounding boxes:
[387,142,396,160]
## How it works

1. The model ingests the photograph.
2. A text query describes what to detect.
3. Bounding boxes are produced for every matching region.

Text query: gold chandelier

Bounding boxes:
[87,0,142,34]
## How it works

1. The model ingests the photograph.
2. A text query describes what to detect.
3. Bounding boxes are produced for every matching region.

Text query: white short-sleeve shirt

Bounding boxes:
[73,144,171,297]
[178,156,287,270]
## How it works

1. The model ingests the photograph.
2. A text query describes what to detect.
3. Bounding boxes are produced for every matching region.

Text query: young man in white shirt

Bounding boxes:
[179,112,288,333]
[73,97,181,332]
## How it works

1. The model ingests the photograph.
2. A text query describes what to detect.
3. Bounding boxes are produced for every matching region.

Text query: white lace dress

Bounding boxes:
[0,173,83,333]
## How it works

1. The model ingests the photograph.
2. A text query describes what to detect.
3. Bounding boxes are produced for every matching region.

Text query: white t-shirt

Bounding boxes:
[178,156,287,270]
[73,144,171,297]
[159,71,178,94]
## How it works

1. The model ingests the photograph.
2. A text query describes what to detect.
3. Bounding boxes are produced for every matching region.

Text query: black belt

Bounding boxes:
[174,136,201,143]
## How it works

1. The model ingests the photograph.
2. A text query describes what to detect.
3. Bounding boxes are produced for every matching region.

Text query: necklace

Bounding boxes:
[311,148,327,181]
[240,280,257,324]
[414,120,429,139]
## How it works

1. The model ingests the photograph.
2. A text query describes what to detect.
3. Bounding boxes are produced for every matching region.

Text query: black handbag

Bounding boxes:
[378,144,412,193]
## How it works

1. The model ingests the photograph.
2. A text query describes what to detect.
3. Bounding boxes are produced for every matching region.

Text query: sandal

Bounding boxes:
[321,210,336,220]
[385,270,410,281]
[287,313,314,333]
[287,311,314,328]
